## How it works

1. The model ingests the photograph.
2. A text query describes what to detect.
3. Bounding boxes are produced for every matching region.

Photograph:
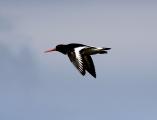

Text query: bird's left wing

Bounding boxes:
[68,48,86,76]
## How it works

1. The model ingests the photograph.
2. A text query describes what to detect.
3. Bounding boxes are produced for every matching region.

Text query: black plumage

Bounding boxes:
[45,43,111,78]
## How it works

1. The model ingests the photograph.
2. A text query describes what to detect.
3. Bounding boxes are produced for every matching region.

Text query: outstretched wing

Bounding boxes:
[83,55,96,78]
[67,46,96,78]
[67,50,86,76]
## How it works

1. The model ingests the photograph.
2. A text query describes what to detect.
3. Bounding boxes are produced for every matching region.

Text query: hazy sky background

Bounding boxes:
[0,0,157,120]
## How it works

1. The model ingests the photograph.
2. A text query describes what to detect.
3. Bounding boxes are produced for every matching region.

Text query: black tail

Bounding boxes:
[99,48,111,54]
[103,48,111,50]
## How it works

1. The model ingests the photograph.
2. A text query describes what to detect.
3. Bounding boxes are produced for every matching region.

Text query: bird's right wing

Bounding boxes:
[83,55,96,78]
[68,51,86,76]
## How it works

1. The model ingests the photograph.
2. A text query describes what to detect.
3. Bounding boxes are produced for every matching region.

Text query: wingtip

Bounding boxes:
[91,74,96,78]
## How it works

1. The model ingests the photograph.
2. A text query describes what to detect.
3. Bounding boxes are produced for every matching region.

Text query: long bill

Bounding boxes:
[44,48,56,53]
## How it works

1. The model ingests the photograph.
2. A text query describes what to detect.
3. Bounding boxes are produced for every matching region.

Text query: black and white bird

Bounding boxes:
[45,43,111,78]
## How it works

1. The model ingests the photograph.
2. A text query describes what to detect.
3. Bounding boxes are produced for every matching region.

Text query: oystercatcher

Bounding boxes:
[45,43,111,78]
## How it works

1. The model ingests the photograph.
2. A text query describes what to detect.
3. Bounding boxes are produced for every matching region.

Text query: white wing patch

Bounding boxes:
[74,46,87,72]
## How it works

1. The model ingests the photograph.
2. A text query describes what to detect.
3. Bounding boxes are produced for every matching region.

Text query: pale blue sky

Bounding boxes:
[0,1,157,120]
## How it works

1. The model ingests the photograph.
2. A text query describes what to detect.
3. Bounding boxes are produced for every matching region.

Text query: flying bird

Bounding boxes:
[45,43,111,78]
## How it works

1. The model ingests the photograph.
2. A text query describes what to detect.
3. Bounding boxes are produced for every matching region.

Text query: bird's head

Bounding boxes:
[44,44,67,54]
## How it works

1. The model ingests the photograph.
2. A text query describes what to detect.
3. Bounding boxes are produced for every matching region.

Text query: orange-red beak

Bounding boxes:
[44,48,56,53]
